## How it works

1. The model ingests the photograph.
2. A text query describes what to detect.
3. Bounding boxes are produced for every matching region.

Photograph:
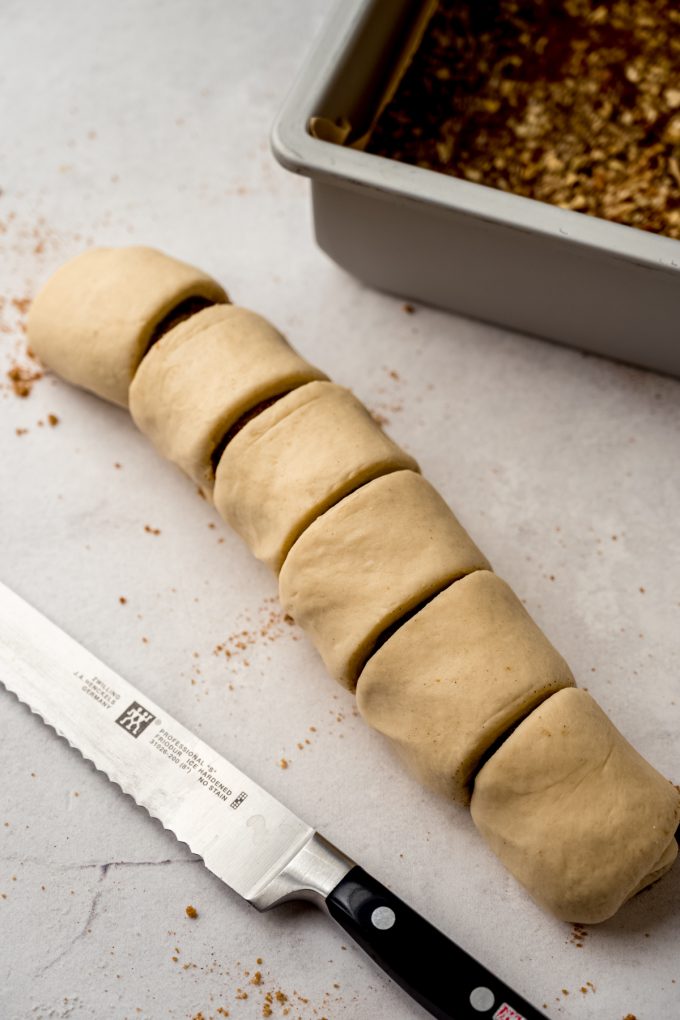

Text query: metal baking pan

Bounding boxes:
[272,0,680,376]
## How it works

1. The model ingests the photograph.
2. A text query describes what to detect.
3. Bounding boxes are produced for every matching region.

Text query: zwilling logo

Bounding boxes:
[494,1005,528,1020]
[116,701,156,738]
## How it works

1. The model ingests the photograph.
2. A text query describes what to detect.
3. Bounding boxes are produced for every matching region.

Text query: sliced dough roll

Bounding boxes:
[356,571,575,804]
[214,380,419,572]
[278,470,490,689]
[27,246,227,407]
[129,305,327,495]
[470,687,680,923]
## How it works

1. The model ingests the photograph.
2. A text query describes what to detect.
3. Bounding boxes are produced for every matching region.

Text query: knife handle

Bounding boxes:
[326,867,547,1020]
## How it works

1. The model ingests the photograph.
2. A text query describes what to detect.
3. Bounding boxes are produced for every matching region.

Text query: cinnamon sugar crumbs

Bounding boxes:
[279,758,289,770]
[11,297,31,317]
[370,410,390,426]
[569,922,588,948]
[7,364,43,398]
[185,904,198,919]
[144,524,161,535]
[251,971,263,985]
[213,597,300,674]
[119,596,127,605]
[47,413,59,427]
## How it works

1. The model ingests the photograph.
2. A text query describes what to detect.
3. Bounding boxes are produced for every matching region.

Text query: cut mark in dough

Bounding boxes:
[210,390,292,472]
[276,463,416,576]
[361,571,474,667]
[143,295,227,358]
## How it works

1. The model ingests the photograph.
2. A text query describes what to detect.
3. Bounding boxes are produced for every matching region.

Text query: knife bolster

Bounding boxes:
[249,833,354,912]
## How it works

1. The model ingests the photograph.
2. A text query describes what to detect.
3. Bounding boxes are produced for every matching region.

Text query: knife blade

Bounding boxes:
[0,579,547,1020]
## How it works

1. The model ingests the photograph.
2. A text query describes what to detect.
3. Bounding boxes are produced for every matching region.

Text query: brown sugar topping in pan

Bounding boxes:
[367,0,680,238]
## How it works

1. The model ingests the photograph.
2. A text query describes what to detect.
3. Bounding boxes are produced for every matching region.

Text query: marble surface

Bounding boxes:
[1,2,680,1018]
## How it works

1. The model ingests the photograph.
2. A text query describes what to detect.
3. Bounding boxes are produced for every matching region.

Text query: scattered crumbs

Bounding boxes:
[212,597,300,675]
[402,302,415,314]
[196,486,207,500]
[47,413,59,427]
[251,971,263,985]
[639,586,646,593]
[388,368,400,381]
[235,989,248,1000]
[119,596,127,605]
[185,904,198,919]
[279,758,289,770]
[7,363,43,398]
[256,957,263,965]
[208,522,216,530]
[15,427,28,436]
[370,410,390,426]
[114,462,122,469]
[562,988,570,996]
[569,922,588,948]
[622,1015,638,1020]
[144,524,161,535]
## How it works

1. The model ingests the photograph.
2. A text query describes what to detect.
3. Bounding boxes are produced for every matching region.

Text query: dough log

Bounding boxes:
[27,246,679,924]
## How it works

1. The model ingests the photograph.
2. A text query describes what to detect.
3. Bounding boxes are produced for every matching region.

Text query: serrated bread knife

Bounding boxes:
[0,580,547,1020]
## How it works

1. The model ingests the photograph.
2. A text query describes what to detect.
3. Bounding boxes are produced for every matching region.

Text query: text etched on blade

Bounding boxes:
[76,671,121,710]
[150,727,248,808]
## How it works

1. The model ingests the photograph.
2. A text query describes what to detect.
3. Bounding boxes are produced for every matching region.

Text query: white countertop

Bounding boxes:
[2,2,680,1018]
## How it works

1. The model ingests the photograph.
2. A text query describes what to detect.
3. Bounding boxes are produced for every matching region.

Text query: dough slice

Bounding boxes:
[214,380,419,571]
[470,687,680,922]
[278,470,490,689]
[27,246,227,407]
[356,570,575,804]
[129,305,327,495]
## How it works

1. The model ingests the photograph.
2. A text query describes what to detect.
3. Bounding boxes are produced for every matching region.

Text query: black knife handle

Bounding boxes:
[326,867,547,1020]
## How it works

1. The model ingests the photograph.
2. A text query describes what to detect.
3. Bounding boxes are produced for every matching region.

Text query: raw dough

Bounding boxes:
[278,470,490,689]
[27,247,227,407]
[129,305,326,494]
[214,380,419,571]
[470,687,680,922]
[356,570,575,804]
